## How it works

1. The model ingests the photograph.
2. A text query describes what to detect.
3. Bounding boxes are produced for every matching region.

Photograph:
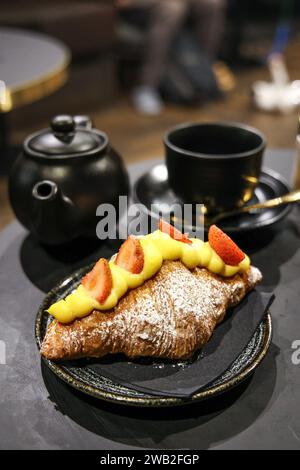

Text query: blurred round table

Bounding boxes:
[0,27,70,171]
[0,27,70,113]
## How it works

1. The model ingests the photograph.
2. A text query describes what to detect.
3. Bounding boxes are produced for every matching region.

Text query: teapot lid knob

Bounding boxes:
[51,115,75,143]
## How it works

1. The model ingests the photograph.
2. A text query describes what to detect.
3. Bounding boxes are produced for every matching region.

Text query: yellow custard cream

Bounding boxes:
[48,230,250,323]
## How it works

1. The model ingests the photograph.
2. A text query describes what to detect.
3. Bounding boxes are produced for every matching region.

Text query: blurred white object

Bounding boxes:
[132,86,163,116]
[252,54,300,113]
[0,80,11,112]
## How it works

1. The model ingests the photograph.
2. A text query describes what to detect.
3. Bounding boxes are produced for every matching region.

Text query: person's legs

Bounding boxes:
[191,0,226,59]
[140,0,188,88]
[132,0,188,114]
[190,0,235,93]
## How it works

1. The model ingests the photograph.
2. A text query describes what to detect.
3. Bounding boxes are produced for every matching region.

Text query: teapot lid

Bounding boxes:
[25,115,107,158]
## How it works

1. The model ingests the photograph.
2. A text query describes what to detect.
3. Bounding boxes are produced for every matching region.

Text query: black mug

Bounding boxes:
[164,122,266,213]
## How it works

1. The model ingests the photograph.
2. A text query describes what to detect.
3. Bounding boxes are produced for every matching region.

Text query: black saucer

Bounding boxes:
[133,163,292,234]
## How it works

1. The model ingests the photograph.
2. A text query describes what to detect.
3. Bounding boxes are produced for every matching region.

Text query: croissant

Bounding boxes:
[41,260,262,361]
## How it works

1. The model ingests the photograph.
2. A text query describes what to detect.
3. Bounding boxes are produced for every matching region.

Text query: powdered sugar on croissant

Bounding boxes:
[41,261,262,361]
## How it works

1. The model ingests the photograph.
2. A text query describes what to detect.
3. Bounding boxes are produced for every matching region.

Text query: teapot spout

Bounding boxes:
[32,180,81,245]
[32,180,58,202]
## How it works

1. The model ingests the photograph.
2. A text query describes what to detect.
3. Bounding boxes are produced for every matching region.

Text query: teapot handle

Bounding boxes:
[74,115,93,129]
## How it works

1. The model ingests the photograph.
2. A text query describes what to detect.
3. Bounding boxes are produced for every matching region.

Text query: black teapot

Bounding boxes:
[9,115,129,245]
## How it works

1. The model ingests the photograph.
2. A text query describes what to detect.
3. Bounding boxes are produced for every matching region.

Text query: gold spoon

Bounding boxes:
[206,189,300,226]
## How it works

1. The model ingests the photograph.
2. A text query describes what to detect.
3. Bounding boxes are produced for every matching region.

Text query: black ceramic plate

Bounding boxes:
[35,265,272,407]
[133,164,292,234]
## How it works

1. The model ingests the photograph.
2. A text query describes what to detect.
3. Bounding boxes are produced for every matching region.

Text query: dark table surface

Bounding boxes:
[1,150,300,450]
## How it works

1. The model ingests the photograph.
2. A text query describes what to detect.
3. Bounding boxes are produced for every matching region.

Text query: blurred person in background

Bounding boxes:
[116,0,227,115]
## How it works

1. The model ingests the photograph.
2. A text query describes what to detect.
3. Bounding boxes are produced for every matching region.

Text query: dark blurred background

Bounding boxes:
[1,0,300,227]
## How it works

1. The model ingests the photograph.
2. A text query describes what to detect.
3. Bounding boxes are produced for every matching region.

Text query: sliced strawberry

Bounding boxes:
[82,258,112,303]
[116,236,144,274]
[159,219,192,244]
[208,225,245,266]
